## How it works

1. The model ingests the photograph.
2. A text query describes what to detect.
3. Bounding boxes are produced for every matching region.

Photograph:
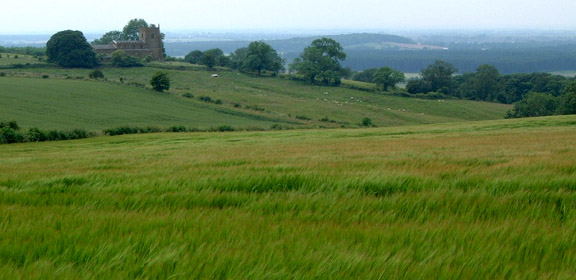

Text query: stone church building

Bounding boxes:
[93,25,164,61]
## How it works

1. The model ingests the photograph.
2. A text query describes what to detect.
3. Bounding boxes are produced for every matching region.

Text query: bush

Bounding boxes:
[0,127,24,144]
[246,105,265,112]
[104,126,161,136]
[216,125,234,132]
[0,72,6,77]
[0,122,87,144]
[168,125,187,132]
[319,116,337,123]
[361,117,374,127]
[182,93,194,99]
[111,50,144,67]
[0,120,20,130]
[88,70,104,79]
[295,115,311,120]
[27,127,48,142]
[42,75,50,79]
[199,96,213,103]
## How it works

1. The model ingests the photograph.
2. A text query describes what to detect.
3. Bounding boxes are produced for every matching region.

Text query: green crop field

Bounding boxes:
[1,115,575,279]
[0,63,510,131]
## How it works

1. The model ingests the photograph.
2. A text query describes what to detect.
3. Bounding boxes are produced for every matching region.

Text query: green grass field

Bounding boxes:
[1,115,575,279]
[0,53,46,67]
[0,65,510,131]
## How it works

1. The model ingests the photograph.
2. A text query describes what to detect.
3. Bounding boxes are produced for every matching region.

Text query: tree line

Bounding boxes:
[183,38,348,86]
[352,60,576,118]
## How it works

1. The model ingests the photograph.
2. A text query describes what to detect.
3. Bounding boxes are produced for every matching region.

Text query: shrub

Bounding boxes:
[216,125,234,132]
[295,115,311,120]
[168,125,187,132]
[199,96,213,103]
[0,127,24,144]
[0,120,20,130]
[42,75,50,79]
[182,93,194,99]
[246,105,265,112]
[103,126,161,136]
[26,127,48,142]
[361,117,374,127]
[0,72,6,77]
[111,50,144,67]
[88,70,104,79]
[319,116,337,123]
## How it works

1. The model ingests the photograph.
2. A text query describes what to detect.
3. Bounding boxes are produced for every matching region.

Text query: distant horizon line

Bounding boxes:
[2,27,576,36]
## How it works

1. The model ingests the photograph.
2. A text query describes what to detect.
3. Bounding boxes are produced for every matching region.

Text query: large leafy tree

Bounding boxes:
[184,50,203,64]
[471,64,502,101]
[373,66,405,91]
[243,41,284,76]
[506,92,559,118]
[150,72,170,92]
[199,48,224,69]
[290,38,346,86]
[558,82,576,115]
[351,68,378,83]
[229,47,248,70]
[122,18,149,40]
[421,60,458,94]
[46,30,98,68]
[93,18,150,44]
[92,31,123,45]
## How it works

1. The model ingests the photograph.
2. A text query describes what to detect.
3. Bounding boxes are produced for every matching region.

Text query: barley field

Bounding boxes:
[1,116,575,279]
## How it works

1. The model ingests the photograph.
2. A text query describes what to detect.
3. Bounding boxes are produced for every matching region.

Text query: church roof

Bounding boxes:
[93,44,116,50]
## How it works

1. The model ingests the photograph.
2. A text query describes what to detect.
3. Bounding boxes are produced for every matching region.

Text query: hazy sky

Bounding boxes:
[2,0,576,34]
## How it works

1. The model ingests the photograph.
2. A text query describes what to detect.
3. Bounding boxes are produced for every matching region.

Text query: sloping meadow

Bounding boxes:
[0,116,575,279]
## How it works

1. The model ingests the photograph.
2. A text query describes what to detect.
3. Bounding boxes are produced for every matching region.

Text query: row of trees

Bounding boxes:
[185,41,286,76]
[184,38,348,85]
[351,67,405,90]
[386,60,575,118]
[506,85,576,118]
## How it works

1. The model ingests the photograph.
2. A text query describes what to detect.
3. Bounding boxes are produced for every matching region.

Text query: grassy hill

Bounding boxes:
[0,63,510,131]
[0,115,575,278]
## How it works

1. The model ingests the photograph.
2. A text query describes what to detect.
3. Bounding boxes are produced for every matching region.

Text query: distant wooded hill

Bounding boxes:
[165,33,576,74]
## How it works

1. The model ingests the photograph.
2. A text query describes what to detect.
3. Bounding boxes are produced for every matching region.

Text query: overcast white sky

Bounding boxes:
[2,0,576,34]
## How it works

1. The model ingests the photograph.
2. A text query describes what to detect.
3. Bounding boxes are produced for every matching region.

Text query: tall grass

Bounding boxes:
[0,116,575,278]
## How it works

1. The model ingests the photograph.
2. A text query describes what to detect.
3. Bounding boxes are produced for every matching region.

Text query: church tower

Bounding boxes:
[139,25,164,61]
